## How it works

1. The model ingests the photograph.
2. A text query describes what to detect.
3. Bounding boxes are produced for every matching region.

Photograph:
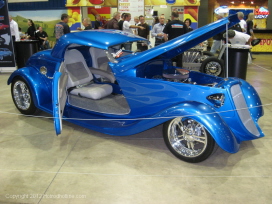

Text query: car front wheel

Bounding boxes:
[11,77,37,115]
[163,117,215,163]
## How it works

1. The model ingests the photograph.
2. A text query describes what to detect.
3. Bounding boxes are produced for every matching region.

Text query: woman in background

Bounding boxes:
[26,19,36,40]
[184,18,193,32]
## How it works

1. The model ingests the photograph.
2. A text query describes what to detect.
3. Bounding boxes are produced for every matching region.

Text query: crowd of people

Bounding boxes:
[9,10,258,58]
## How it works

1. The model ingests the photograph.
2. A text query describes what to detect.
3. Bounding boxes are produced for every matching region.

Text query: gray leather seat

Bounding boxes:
[64,49,113,100]
[89,47,116,83]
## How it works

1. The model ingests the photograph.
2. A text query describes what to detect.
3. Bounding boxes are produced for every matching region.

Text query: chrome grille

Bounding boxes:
[230,84,260,136]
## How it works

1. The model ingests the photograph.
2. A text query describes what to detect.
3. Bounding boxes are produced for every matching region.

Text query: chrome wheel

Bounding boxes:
[11,78,37,115]
[13,80,31,110]
[204,61,222,75]
[163,117,215,163]
[200,57,224,77]
[169,117,207,157]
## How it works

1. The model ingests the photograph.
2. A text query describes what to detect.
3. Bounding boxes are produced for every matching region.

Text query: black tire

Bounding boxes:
[163,117,215,163]
[194,51,214,63]
[11,77,37,115]
[200,57,225,77]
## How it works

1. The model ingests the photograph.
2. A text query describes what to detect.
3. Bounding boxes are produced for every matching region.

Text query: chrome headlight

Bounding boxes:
[207,93,225,108]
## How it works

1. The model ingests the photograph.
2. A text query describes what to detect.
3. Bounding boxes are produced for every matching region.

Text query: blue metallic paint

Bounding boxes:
[7,15,264,155]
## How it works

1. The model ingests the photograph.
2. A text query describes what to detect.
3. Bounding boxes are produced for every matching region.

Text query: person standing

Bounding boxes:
[210,13,224,54]
[134,16,140,35]
[122,13,145,50]
[246,13,256,38]
[151,15,166,46]
[36,26,50,50]
[237,12,247,33]
[104,12,120,29]
[137,15,150,51]
[118,13,126,30]
[163,11,188,67]
[55,13,70,41]
[83,18,92,30]
[9,16,20,61]
[25,19,36,40]
[9,16,20,42]
[184,18,193,32]
[94,15,103,29]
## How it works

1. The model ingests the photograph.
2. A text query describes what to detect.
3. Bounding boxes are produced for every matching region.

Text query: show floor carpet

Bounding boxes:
[0,54,271,204]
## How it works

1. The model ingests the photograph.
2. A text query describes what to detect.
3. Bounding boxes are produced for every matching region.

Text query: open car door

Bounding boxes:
[52,62,68,135]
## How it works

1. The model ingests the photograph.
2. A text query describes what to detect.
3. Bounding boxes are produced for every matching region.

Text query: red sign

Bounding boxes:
[254,7,270,19]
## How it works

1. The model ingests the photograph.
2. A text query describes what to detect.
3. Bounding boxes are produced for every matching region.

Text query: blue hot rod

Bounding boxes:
[8,15,264,163]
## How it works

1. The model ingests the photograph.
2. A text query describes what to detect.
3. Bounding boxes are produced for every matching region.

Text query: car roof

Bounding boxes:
[110,14,240,73]
[51,30,147,59]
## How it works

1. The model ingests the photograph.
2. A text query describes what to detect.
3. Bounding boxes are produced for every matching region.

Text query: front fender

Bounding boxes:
[154,101,240,153]
[7,67,52,111]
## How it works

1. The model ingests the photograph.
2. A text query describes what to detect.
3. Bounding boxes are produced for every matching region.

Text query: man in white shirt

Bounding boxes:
[151,15,166,46]
[9,15,20,41]
[223,30,252,45]
[237,12,247,33]
[123,13,144,50]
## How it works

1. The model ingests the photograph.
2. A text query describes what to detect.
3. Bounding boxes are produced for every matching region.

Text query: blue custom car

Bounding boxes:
[0,48,12,60]
[8,15,264,163]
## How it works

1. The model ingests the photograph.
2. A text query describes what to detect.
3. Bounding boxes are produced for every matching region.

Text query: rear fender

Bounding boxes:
[156,101,240,153]
[7,68,52,111]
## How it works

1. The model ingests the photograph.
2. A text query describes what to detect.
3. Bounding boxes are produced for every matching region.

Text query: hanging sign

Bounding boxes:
[254,7,270,19]
[0,0,16,68]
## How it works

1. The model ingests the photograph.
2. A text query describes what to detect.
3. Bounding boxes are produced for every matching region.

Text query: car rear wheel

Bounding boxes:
[200,57,225,77]
[163,117,215,163]
[195,51,214,63]
[11,77,37,115]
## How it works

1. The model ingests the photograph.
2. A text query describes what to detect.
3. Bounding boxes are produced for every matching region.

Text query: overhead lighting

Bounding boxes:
[231,1,234,4]
[251,1,254,4]
[242,1,245,3]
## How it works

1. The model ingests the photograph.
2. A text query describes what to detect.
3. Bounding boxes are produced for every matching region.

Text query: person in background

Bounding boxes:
[163,11,188,67]
[36,26,50,50]
[151,15,166,46]
[153,16,159,26]
[104,12,120,30]
[55,13,70,41]
[134,16,140,35]
[224,29,252,45]
[83,18,92,30]
[246,13,257,59]
[94,15,103,29]
[210,13,224,54]
[9,16,20,41]
[237,12,247,33]
[18,27,25,40]
[118,13,126,30]
[122,13,145,50]
[246,13,256,38]
[25,19,36,40]
[184,18,193,32]
[137,15,150,51]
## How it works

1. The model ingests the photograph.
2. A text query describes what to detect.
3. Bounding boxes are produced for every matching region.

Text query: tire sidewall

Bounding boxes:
[163,118,215,163]
[200,57,225,77]
[11,77,37,115]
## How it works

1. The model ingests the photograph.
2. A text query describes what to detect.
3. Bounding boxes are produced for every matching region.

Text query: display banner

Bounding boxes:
[9,0,48,2]
[66,0,117,7]
[119,0,144,25]
[0,0,16,68]
[145,0,200,6]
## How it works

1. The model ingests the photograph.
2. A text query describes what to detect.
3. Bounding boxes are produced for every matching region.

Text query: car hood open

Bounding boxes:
[111,14,239,74]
